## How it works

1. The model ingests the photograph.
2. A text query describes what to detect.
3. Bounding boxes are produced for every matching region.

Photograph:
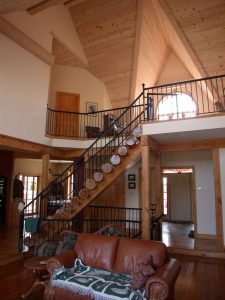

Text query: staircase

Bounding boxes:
[19,89,150,251]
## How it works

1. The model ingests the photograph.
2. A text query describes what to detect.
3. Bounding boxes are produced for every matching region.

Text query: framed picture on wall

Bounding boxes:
[86,102,98,114]
[128,182,136,189]
[128,174,136,181]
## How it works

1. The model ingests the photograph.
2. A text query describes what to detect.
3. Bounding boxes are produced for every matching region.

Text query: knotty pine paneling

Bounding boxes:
[166,0,225,76]
[69,0,138,105]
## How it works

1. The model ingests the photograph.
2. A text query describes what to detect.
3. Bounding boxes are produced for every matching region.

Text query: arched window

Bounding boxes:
[157,93,197,120]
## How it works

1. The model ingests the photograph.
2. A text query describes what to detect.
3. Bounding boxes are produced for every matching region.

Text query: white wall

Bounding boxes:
[161,150,216,236]
[157,52,192,85]
[1,5,112,146]
[125,164,140,209]
[219,148,225,245]
[0,33,51,145]
[14,159,43,176]
[3,5,87,62]
[49,65,111,112]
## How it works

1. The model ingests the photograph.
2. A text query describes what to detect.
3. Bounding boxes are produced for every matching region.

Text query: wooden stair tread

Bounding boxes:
[67,144,141,219]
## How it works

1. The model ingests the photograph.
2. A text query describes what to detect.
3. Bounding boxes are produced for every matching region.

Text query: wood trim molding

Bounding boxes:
[141,135,159,151]
[191,170,198,238]
[195,234,216,240]
[0,134,81,158]
[155,152,163,218]
[212,148,224,251]
[160,138,225,152]
[0,16,54,65]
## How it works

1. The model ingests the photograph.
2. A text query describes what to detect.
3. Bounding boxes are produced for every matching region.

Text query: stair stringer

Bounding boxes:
[65,143,141,220]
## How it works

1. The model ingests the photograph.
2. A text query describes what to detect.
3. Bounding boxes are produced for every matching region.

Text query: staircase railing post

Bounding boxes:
[18,210,24,252]
[142,83,147,120]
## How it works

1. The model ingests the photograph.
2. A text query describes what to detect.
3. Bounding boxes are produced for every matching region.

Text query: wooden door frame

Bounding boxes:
[161,166,197,232]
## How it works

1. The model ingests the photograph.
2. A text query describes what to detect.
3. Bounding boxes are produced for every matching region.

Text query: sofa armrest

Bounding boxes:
[145,258,180,300]
[46,249,77,276]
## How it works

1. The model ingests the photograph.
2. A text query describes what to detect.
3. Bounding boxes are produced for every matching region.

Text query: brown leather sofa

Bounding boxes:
[44,233,180,300]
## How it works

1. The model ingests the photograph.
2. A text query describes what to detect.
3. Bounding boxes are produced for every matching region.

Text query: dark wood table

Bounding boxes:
[21,256,50,299]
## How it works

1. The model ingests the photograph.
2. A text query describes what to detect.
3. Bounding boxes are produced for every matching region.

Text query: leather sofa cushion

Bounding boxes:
[114,238,168,275]
[74,233,119,272]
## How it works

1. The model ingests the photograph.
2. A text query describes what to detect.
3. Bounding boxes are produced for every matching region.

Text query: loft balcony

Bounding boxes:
[46,74,225,146]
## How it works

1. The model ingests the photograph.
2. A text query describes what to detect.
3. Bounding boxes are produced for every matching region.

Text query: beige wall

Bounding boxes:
[49,65,111,112]
[0,33,51,145]
[3,5,87,62]
[161,150,216,236]
[157,52,192,85]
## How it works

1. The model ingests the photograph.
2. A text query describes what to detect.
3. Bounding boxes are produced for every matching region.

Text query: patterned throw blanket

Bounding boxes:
[52,259,147,300]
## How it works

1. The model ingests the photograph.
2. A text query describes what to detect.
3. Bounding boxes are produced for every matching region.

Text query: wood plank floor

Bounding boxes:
[0,226,22,266]
[0,255,224,300]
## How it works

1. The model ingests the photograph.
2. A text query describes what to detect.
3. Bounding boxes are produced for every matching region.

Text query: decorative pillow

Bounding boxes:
[34,241,58,257]
[131,261,156,290]
[55,231,78,255]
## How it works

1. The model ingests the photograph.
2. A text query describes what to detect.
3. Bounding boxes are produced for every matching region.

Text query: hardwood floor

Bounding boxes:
[0,255,224,300]
[0,225,224,300]
[0,260,44,300]
[172,254,225,300]
[0,226,22,266]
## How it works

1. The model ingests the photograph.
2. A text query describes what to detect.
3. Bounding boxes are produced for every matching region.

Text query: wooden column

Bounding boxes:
[141,136,151,240]
[212,149,224,251]
[41,153,50,217]
[155,152,163,217]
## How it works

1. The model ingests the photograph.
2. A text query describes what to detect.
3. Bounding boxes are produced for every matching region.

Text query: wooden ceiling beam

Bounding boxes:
[27,0,66,15]
[0,16,54,65]
[141,135,160,152]
[64,0,86,9]
[51,33,89,68]
[152,0,207,80]
[0,0,42,14]
[159,138,225,152]
[0,134,82,159]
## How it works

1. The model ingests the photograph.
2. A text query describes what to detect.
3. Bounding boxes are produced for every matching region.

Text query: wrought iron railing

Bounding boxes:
[145,74,225,120]
[21,205,155,252]
[84,205,142,238]
[19,90,148,251]
[46,105,134,138]
[19,74,225,251]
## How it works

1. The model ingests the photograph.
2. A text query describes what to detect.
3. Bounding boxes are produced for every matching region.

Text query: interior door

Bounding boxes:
[168,173,192,222]
[55,92,80,137]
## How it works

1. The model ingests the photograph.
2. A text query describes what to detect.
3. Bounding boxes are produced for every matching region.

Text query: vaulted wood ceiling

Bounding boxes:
[0,0,224,108]
[69,0,137,106]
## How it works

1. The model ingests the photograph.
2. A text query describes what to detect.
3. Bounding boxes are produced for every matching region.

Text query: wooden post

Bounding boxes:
[155,152,163,218]
[41,153,50,217]
[141,136,151,240]
[212,149,224,251]
[155,152,163,240]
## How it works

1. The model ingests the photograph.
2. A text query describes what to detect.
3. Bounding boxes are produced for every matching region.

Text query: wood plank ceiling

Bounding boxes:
[166,0,225,76]
[69,0,138,107]
[0,0,224,107]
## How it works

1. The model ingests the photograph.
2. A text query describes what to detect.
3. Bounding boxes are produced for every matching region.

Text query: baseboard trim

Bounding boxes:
[195,234,216,240]
[168,247,225,259]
